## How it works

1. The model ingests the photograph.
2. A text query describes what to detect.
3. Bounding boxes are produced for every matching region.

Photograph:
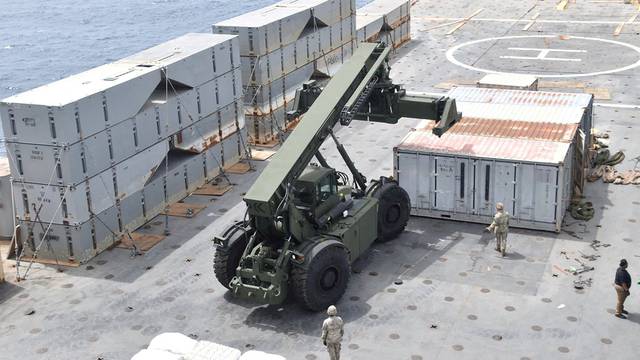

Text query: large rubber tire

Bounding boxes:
[213,224,252,289]
[372,181,410,242]
[291,244,351,312]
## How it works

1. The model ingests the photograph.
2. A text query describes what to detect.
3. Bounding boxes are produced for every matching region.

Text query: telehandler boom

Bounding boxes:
[213,43,460,311]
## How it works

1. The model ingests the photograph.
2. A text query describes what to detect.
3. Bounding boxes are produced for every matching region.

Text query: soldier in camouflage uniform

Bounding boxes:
[486,202,510,257]
[321,305,344,360]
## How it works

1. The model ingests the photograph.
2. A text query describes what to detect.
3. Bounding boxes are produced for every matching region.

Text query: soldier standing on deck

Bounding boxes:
[614,259,632,319]
[321,305,344,360]
[486,202,510,257]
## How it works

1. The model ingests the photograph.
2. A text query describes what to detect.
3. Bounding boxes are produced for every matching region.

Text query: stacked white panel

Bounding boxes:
[3,33,247,263]
[213,0,357,144]
[356,14,384,43]
[357,0,411,49]
[0,158,12,239]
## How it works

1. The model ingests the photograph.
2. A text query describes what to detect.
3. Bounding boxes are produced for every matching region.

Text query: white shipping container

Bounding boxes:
[394,129,573,232]
[14,171,113,226]
[14,123,246,263]
[244,41,353,143]
[0,63,160,145]
[5,83,242,186]
[244,41,352,115]
[358,0,411,29]
[279,0,348,27]
[0,34,241,147]
[117,33,240,88]
[213,6,311,57]
[213,0,351,57]
[244,62,316,115]
[12,141,169,225]
[356,14,383,43]
[240,16,354,87]
[174,101,244,154]
[5,133,109,186]
[17,204,121,263]
[115,141,168,201]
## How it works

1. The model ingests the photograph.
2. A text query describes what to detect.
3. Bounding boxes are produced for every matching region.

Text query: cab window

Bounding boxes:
[292,182,315,206]
[317,174,337,202]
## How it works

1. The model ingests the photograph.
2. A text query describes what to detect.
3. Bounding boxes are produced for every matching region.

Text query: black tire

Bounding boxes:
[213,224,252,289]
[372,181,410,242]
[291,244,350,311]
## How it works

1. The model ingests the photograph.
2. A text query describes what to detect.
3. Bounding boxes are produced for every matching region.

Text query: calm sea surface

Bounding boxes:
[0,0,371,156]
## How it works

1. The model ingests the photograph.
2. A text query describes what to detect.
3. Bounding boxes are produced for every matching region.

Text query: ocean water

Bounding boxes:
[0,0,371,155]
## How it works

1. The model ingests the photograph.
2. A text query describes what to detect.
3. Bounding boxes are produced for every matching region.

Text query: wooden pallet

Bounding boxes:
[250,149,276,161]
[226,162,251,174]
[249,137,280,148]
[585,88,611,100]
[539,81,586,89]
[193,183,232,196]
[117,232,166,252]
[18,257,81,268]
[162,202,206,218]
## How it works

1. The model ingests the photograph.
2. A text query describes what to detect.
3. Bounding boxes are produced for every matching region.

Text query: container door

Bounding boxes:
[533,165,559,223]
[493,162,516,215]
[454,158,472,213]
[396,152,418,209]
[476,160,494,216]
[433,156,456,212]
[516,164,536,221]
[417,152,432,210]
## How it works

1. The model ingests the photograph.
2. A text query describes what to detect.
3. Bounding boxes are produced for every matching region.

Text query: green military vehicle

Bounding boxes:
[213,43,460,311]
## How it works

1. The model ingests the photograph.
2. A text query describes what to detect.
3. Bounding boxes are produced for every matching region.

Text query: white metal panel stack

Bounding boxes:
[357,0,411,49]
[213,0,357,144]
[0,33,245,263]
[0,158,12,239]
[394,118,577,233]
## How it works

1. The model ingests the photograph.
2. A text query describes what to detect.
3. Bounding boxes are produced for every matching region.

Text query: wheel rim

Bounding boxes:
[385,204,401,224]
[320,266,339,291]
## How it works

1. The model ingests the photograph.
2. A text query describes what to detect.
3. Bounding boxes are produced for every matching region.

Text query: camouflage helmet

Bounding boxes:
[327,305,338,316]
[496,202,504,211]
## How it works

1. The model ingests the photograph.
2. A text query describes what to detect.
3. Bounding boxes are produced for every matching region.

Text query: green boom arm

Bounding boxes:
[243,43,460,224]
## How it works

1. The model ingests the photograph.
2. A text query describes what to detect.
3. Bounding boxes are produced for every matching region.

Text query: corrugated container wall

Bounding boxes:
[357,0,411,49]
[394,119,576,232]
[0,33,246,263]
[446,87,594,142]
[0,158,13,239]
[448,86,593,189]
[213,0,357,144]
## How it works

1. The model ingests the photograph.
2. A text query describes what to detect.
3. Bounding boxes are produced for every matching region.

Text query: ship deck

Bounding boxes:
[2,1,640,359]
